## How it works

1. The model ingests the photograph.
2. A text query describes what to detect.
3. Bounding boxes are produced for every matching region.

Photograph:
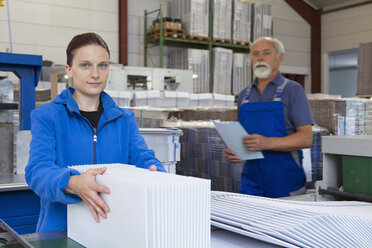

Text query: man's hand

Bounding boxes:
[224,148,242,163]
[243,134,270,151]
[65,167,110,223]
[149,165,157,171]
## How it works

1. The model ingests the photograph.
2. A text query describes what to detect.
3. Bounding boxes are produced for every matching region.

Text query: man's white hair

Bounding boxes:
[252,37,285,57]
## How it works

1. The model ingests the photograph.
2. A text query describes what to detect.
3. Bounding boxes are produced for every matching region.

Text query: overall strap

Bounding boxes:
[241,85,253,104]
[273,79,289,101]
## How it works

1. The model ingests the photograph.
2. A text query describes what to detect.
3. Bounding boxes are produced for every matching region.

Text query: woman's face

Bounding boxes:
[65,45,110,98]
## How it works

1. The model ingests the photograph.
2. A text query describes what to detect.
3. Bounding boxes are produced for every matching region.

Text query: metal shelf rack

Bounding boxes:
[144,4,250,93]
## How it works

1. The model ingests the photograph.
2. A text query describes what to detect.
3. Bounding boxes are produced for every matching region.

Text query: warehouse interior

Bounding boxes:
[1,0,372,247]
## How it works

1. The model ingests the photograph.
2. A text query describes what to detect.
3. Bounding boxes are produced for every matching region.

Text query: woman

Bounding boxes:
[25,32,165,232]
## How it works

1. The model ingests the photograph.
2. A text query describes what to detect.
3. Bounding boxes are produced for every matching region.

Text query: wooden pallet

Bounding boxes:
[148,29,186,41]
[213,38,232,44]
[188,35,210,41]
[356,95,372,99]
[232,40,250,46]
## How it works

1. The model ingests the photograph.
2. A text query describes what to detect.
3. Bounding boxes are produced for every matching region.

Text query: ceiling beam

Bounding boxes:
[284,0,321,93]
[118,0,128,65]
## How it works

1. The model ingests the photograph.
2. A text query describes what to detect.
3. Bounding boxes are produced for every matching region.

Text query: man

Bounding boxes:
[224,37,313,198]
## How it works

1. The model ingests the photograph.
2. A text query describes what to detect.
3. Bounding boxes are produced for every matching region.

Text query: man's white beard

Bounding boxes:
[253,62,272,79]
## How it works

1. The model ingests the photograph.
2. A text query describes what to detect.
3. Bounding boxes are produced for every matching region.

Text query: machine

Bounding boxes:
[106,65,194,93]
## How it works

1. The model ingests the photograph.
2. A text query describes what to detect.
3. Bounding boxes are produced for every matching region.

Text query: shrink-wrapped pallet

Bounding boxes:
[251,2,272,41]
[232,0,251,42]
[172,0,209,37]
[168,49,210,93]
[213,47,233,94]
[232,53,251,95]
[211,0,233,40]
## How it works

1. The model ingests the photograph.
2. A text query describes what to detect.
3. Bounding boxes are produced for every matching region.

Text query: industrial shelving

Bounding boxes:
[144,4,250,93]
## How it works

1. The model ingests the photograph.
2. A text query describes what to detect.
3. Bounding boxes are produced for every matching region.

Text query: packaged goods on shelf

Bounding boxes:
[168,49,210,93]
[190,93,214,107]
[172,0,209,37]
[104,90,132,107]
[211,0,233,40]
[232,53,251,95]
[131,90,161,107]
[232,0,251,42]
[158,91,190,108]
[177,107,237,121]
[309,97,372,136]
[251,2,272,41]
[212,94,235,107]
[213,47,233,94]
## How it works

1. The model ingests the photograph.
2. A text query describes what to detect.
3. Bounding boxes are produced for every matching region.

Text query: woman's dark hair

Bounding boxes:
[66,32,110,66]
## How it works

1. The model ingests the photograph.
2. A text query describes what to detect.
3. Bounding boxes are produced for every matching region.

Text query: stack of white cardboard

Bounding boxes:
[172,0,209,37]
[189,93,214,107]
[105,90,133,107]
[211,191,372,248]
[232,53,251,95]
[212,94,235,107]
[212,48,233,94]
[211,0,233,40]
[68,164,211,248]
[132,90,161,107]
[168,49,210,93]
[252,3,272,41]
[140,128,183,174]
[157,91,190,108]
[232,0,251,42]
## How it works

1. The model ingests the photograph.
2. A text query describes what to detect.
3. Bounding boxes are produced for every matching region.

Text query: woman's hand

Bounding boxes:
[65,167,110,223]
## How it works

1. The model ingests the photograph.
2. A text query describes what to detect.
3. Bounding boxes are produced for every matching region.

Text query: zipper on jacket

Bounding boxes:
[93,130,97,164]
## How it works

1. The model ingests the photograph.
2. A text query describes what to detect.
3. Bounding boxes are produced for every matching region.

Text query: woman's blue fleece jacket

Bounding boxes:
[25,87,165,232]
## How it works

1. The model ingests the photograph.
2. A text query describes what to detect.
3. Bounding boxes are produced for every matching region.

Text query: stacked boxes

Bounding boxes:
[131,90,161,107]
[213,47,233,94]
[104,90,133,107]
[251,2,272,41]
[158,91,190,108]
[211,0,233,40]
[232,53,251,95]
[168,49,210,93]
[309,97,372,136]
[232,0,251,42]
[172,0,209,37]
[179,107,237,121]
[190,93,214,107]
[212,93,235,107]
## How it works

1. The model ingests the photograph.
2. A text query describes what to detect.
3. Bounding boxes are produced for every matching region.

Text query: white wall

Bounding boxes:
[322,3,372,53]
[0,0,119,64]
[127,0,172,67]
[269,0,311,92]
[321,2,372,93]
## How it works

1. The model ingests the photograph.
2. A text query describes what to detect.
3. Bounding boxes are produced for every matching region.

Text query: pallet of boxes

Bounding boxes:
[147,17,186,41]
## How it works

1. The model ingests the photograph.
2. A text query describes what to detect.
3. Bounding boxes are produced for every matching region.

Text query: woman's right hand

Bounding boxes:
[224,148,242,163]
[65,167,110,223]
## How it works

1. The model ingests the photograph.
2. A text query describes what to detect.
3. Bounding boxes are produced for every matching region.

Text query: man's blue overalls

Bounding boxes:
[238,79,306,198]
